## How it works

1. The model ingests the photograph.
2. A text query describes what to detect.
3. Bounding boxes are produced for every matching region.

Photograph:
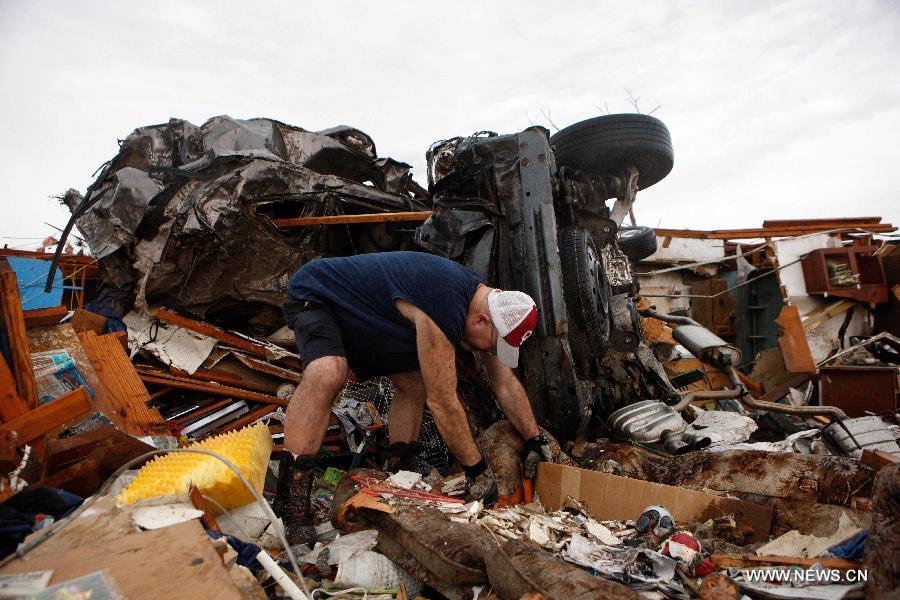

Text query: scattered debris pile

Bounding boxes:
[0,113,898,598]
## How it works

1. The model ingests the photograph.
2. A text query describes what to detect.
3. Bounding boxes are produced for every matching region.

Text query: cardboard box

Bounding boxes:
[536,463,773,542]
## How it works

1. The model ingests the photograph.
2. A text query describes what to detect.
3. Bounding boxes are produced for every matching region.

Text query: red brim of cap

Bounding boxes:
[497,306,538,368]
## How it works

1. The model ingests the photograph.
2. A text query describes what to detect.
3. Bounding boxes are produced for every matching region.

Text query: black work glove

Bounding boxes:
[463,459,499,505]
[522,433,554,479]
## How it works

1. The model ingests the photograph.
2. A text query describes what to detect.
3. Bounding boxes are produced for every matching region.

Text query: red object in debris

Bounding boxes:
[663,531,700,556]
[695,558,717,578]
[350,474,465,504]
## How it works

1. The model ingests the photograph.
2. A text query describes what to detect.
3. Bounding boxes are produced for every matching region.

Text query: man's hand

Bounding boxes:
[464,459,499,505]
[522,433,554,479]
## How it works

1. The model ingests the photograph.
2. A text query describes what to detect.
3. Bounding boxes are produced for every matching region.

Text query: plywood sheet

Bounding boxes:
[0,520,244,599]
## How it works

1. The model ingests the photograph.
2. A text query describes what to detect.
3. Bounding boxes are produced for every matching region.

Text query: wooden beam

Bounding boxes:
[0,353,31,422]
[138,370,288,407]
[751,373,812,404]
[861,449,900,471]
[0,386,92,444]
[0,248,96,265]
[151,308,269,358]
[219,405,280,434]
[762,217,882,228]
[0,258,39,409]
[654,223,895,240]
[23,306,68,329]
[78,331,168,435]
[775,305,817,373]
[273,211,433,228]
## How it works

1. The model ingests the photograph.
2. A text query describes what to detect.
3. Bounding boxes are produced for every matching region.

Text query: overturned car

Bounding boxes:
[417,114,678,438]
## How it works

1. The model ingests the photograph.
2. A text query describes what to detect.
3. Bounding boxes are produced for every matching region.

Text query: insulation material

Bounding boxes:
[117,423,272,509]
[123,311,218,374]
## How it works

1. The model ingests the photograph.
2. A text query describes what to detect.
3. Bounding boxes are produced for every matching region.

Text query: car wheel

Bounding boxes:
[550,114,674,189]
[617,225,657,262]
[559,226,611,358]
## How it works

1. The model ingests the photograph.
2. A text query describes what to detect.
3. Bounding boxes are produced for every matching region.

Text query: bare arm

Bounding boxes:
[482,353,540,440]
[395,300,481,466]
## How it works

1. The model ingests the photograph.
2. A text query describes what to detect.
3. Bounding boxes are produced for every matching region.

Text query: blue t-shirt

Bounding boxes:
[287,252,484,360]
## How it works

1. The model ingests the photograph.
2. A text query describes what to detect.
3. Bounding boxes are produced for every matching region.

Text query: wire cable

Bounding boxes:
[2,448,313,600]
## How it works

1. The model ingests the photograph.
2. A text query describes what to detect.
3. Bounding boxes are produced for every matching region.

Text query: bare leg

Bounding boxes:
[387,370,427,444]
[284,356,348,456]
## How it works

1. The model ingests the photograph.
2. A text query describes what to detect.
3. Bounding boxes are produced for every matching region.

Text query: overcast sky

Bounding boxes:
[1,0,898,252]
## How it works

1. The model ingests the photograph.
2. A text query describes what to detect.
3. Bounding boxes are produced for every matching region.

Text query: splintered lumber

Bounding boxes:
[233,352,303,382]
[0,353,31,422]
[189,484,222,532]
[23,305,68,328]
[137,368,288,407]
[69,308,107,334]
[0,258,39,409]
[762,217,882,228]
[0,386,92,444]
[220,405,280,433]
[151,308,269,357]
[273,211,433,228]
[79,330,167,435]
[655,223,895,239]
[775,305,816,373]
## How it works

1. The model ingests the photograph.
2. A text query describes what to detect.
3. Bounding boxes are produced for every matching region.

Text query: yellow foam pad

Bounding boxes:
[117,422,273,509]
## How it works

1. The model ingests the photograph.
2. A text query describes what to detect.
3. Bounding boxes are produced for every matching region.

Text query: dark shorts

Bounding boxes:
[283,296,420,382]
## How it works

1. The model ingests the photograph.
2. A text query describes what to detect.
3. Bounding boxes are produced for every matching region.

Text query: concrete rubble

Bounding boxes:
[0,112,897,598]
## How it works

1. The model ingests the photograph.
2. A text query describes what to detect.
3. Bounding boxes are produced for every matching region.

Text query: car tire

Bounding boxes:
[559,226,611,358]
[617,225,657,262]
[550,114,674,189]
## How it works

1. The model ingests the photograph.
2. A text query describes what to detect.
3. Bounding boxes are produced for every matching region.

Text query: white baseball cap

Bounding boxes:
[486,290,539,368]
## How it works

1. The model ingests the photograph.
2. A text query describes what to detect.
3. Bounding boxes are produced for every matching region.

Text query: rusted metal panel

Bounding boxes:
[819,366,898,417]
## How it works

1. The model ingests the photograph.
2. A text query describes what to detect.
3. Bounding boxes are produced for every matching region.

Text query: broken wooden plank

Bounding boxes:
[219,405,279,434]
[0,386,92,444]
[746,373,811,407]
[22,305,68,328]
[861,449,900,471]
[78,330,168,435]
[0,258,39,409]
[775,305,817,373]
[172,397,235,426]
[801,299,856,332]
[273,211,433,228]
[146,364,279,394]
[233,352,303,382]
[711,553,861,570]
[655,223,896,240]
[69,308,108,334]
[762,217,883,228]
[137,370,288,407]
[189,484,222,532]
[0,353,31,422]
[151,308,268,357]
